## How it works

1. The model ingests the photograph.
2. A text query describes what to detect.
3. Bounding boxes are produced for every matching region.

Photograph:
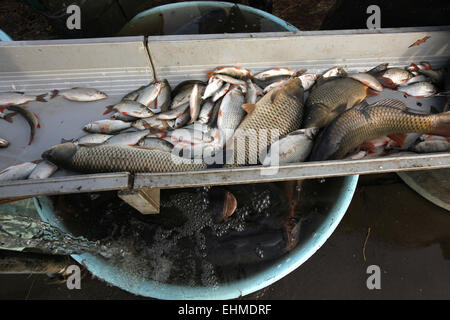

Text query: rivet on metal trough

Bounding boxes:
[117,188,160,214]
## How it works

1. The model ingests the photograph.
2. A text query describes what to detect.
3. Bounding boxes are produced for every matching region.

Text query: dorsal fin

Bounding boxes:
[370,99,407,110]
[241,103,256,114]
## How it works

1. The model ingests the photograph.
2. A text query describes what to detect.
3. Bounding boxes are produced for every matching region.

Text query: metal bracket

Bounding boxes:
[117,188,160,214]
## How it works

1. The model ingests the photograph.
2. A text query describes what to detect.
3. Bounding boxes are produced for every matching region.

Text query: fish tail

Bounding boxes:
[206,71,215,78]
[103,105,115,115]
[3,112,16,123]
[50,90,59,99]
[431,111,450,137]
[36,93,47,102]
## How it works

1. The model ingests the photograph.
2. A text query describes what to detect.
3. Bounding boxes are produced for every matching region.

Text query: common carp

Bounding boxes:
[310,99,450,161]
[227,77,304,165]
[42,143,207,173]
[303,77,376,129]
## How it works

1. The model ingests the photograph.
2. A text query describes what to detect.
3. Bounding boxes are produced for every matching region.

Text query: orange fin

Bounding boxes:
[36,93,47,102]
[103,105,115,115]
[241,103,256,114]
[366,87,378,97]
[387,133,407,147]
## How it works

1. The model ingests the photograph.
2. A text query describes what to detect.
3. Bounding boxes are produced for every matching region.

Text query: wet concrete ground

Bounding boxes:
[1,174,449,299]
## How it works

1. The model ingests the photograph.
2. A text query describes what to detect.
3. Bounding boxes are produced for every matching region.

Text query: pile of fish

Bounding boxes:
[0,62,449,181]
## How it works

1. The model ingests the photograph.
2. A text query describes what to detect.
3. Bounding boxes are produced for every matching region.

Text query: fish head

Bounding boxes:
[303,103,331,129]
[282,78,304,100]
[42,142,78,166]
[98,91,108,99]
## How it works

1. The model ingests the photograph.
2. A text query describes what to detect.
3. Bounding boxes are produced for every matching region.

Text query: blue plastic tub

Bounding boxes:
[35,175,358,299]
[119,1,299,36]
[0,29,12,41]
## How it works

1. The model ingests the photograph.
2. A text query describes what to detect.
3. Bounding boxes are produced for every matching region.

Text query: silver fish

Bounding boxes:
[263,78,290,93]
[376,68,414,88]
[0,92,47,106]
[245,79,259,104]
[411,139,449,153]
[217,87,245,145]
[214,74,247,86]
[169,128,214,145]
[208,66,252,79]
[111,112,139,122]
[106,101,154,118]
[152,79,172,113]
[254,68,305,81]
[298,73,319,91]
[136,81,162,107]
[172,110,190,129]
[348,73,383,91]
[50,88,107,102]
[0,138,9,148]
[212,82,231,102]
[83,119,131,133]
[198,100,215,124]
[132,117,171,130]
[398,75,429,86]
[76,133,113,145]
[189,84,202,123]
[203,77,224,99]
[262,128,318,165]
[28,160,58,179]
[139,137,174,152]
[322,66,347,78]
[104,130,150,146]
[157,103,189,120]
[122,85,146,101]
[6,104,40,145]
[397,81,437,97]
[0,162,37,181]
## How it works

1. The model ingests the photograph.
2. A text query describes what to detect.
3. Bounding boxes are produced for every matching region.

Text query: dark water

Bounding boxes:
[47,177,346,287]
[119,3,291,37]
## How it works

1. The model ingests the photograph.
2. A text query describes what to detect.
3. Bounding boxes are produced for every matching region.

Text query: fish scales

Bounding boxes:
[43,143,206,173]
[311,99,450,160]
[229,78,304,165]
[304,77,369,128]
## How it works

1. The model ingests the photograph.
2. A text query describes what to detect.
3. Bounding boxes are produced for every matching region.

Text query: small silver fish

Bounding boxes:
[245,79,258,104]
[189,84,202,123]
[152,79,172,113]
[298,73,319,91]
[132,117,171,130]
[28,160,58,179]
[50,88,107,101]
[0,162,37,181]
[104,130,150,146]
[214,74,247,86]
[203,77,224,99]
[217,87,245,145]
[397,81,437,97]
[376,68,414,88]
[348,73,383,91]
[0,138,9,148]
[398,75,428,86]
[136,81,163,107]
[212,82,231,102]
[0,92,47,106]
[76,133,113,145]
[105,101,154,118]
[6,104,40,145]
[198,100,215,124]
[262,128,318,165]
[208,66,252,79]
[83,119,131,133]
[122,85,147,101]
[254,68,305,81]
[139,137,174,152]
[172,110,190,129]
[157,103,189,120]
[263,78,290,93]
[322,66,347,78]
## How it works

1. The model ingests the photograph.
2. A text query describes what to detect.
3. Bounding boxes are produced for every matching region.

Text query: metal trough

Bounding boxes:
[0,27,449,200]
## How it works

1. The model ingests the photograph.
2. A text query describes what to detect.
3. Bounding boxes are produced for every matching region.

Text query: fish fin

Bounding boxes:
[207,71,215,78]
[370,99,408,111]
[366,87,378,97]
[293,69,307,77]
[241,103,256,114]
[3,112,16,123]
[50,90,59,99]
[377,77,397,89]
[37,123,41,129]
[333,103,348,115]
[387,133,407,147]
[270,88,282,103]
[36,93,47,102]
[103,105,115,115]
[28,137,33,145]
